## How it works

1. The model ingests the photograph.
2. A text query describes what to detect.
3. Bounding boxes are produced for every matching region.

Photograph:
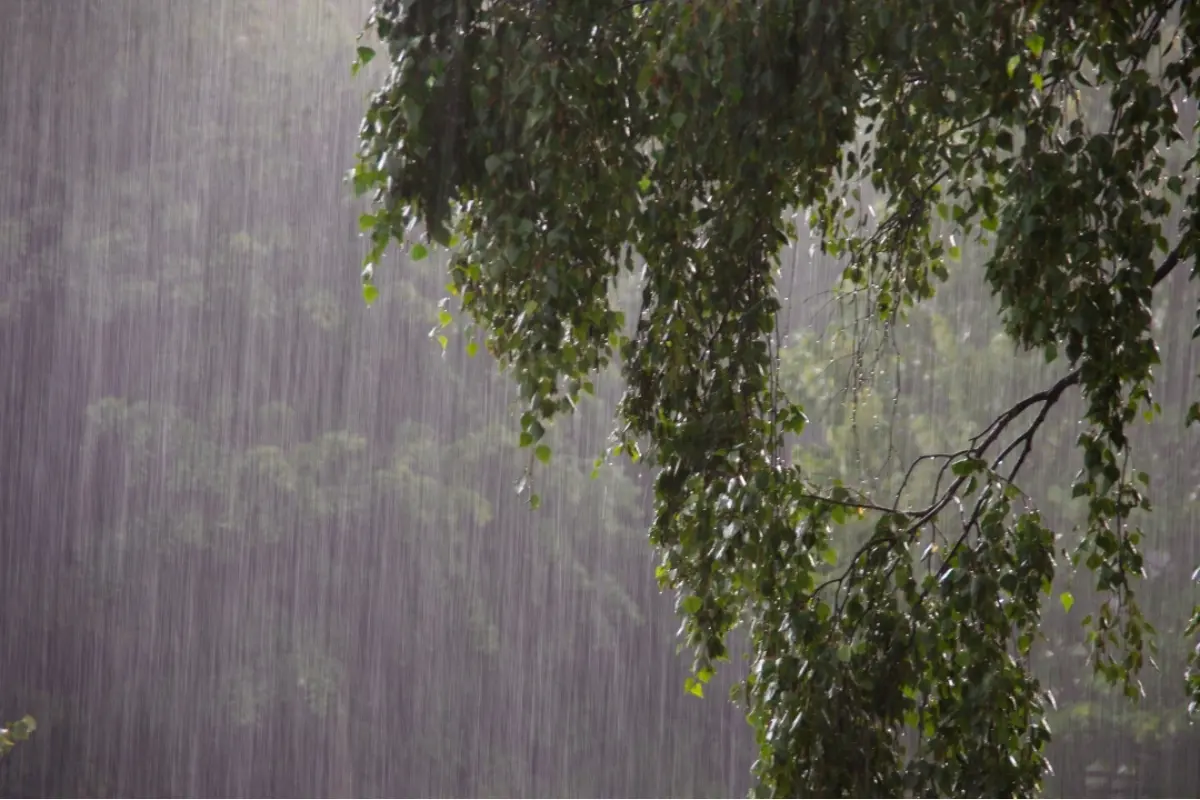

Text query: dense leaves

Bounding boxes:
[355,1,1200,796]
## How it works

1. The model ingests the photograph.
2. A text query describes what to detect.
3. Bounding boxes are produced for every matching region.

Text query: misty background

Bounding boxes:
[1,1,1198,797]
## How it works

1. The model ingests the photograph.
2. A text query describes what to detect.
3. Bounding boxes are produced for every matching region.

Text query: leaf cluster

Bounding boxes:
[354,2,1200,795]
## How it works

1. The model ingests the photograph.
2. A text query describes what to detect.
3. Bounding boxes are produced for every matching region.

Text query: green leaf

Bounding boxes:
[529,493,541,510]
[436,334,448,351]
[682,595,703,615]
[684,676,704,698]
[411,243,429,261]
[362,284,379,306]
[636,63,654,93]
[951,458,980,477]
[534,444,551,464]
[821,547,838,567]
[1006,54,1021,78]
[351,46,376,76]
[1025,34,1044,58]
[438,309,453,328]
[670,112,687,129]
[1060,591,1075,613]
[782,404,808,434]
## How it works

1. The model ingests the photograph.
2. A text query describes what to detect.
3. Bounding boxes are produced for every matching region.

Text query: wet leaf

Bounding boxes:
[1060,592,1075,613]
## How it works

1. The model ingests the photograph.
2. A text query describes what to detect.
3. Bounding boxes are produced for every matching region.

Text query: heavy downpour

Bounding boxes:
[2,1,1199,797]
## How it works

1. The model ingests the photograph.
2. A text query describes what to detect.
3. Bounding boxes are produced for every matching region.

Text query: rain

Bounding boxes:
[1,1,1198,797]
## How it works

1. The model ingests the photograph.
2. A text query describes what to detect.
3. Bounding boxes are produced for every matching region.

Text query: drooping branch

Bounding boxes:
[810,240,1190,607]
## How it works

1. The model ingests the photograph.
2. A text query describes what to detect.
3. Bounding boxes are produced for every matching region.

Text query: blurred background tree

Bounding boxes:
[0,1,748,796]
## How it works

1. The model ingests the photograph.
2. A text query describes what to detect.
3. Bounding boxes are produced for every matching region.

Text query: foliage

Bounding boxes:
[782,286,1200,789]
[354,0,1200,795]
[0,716,35,759]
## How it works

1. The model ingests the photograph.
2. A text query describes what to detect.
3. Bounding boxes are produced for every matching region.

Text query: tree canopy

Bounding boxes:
[353,1,1200,796]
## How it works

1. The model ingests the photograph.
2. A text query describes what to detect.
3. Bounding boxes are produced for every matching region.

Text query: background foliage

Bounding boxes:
[0,1,747,796]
